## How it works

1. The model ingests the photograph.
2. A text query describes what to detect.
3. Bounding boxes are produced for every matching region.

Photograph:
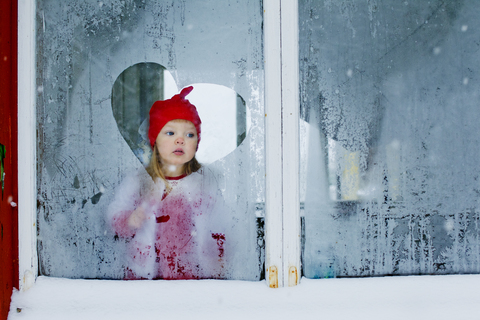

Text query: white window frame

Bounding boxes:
[17,0,300,290]
[18,0,38,291]
[264,0,300,288]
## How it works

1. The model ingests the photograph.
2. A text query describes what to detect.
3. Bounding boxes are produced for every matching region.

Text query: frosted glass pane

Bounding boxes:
[36,0,264,280]
[300,0,480,278]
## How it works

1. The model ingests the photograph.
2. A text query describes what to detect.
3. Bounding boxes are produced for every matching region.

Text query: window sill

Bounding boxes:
[9,274,480,319]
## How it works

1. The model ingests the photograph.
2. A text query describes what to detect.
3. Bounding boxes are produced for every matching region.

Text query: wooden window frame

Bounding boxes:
[264,0,300,288]
[18,0,37,291]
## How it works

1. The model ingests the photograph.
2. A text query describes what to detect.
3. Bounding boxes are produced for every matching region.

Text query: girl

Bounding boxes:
[108,86,226,280]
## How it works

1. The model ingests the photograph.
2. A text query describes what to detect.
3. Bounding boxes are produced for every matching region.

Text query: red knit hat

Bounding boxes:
[148,86,201,148]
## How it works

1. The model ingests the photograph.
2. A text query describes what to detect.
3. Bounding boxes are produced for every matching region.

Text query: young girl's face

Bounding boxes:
[156,120,198,175]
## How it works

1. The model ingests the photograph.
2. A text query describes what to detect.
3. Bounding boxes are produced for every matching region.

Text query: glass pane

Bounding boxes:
[300,1,480,278]
[36,0,264,280]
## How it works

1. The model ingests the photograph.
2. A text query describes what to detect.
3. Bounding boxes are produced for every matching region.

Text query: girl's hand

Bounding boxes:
[128,206,147,229]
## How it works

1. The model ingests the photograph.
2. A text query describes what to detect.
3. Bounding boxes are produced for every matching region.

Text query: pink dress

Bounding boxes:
[108,168,225,280]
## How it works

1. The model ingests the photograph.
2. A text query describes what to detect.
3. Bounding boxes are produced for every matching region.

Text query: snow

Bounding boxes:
[8,274,480,320]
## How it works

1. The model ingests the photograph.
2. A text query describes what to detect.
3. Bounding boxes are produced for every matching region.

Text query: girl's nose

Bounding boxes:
[176,137,184,145]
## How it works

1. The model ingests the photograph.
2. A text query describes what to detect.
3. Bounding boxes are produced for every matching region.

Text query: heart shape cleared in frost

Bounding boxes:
[112,63,249,166]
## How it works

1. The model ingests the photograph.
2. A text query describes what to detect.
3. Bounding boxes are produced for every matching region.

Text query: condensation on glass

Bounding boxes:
[36,0,264,280]
[300,0,480,278]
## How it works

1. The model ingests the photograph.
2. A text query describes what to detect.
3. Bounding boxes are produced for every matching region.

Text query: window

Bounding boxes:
[18,0,480,289]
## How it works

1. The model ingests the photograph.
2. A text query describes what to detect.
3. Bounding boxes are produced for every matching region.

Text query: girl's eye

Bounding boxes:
[187,133,195,138]
[166,131,174,136]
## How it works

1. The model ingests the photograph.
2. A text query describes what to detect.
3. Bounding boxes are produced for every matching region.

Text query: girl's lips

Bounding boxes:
[173,148,184,155]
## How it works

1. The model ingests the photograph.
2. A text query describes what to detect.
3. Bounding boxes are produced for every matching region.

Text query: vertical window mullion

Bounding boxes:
[264,0,300,288]
[264,0,284,288]
[280,0,300,287]
[18,0,38,291]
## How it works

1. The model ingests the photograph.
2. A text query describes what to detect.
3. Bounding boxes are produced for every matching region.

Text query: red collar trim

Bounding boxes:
[166,173,187,181]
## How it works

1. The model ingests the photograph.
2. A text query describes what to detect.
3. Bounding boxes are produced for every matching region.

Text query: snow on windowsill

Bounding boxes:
[8,274,480,320]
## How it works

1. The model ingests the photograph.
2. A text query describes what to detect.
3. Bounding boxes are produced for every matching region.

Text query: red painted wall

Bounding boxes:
[0,0,18,319]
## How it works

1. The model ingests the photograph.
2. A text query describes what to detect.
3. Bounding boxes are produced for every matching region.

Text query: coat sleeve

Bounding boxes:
[107,169,166,238]
[106,172,143,238]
